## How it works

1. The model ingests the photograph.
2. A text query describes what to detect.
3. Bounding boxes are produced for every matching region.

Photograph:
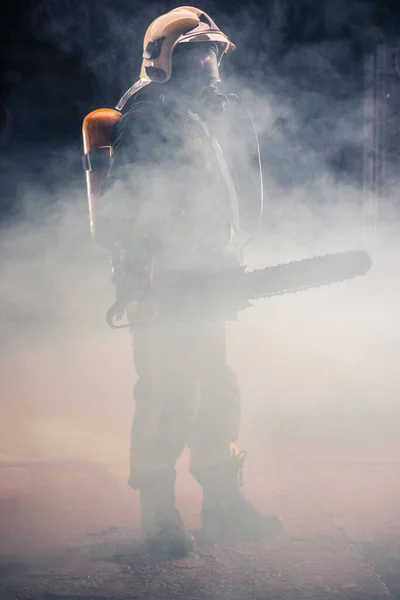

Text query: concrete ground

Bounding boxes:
[1,409,399,600]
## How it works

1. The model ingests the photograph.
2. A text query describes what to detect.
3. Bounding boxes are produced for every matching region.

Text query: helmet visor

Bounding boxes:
[170,42,221,90]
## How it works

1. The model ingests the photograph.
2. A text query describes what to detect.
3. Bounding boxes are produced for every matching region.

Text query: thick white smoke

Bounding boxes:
[0,0,399,562]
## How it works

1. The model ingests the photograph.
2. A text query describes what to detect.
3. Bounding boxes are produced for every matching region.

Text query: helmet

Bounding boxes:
[140,6,235,84]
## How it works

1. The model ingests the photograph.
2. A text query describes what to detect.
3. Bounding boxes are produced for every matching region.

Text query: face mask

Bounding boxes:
[170,44,220,90]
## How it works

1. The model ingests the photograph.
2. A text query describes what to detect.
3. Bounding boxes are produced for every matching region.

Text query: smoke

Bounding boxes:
[1,0,400,561]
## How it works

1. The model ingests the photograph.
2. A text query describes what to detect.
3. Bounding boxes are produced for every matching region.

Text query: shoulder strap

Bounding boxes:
[115,79,152,111]
[187,111,240,240]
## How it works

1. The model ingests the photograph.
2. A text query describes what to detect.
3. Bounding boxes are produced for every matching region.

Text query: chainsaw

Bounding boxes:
[106,249,372,329]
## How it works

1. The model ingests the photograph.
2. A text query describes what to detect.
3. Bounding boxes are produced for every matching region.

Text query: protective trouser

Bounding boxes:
[128,319,240,489]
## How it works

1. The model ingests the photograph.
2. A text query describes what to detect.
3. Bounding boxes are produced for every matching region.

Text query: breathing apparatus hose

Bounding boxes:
[227,93,265,248]
[189,87,265,248]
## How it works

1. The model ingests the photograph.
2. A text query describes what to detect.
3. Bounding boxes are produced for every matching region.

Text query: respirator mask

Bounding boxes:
[170,42,230,121]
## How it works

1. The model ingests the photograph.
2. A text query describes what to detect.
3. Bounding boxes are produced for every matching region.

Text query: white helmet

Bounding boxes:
[140,6,235,83]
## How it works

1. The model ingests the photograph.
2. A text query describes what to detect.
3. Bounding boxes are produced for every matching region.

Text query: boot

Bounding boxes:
[192,451,282,543]
[138,470,196,558]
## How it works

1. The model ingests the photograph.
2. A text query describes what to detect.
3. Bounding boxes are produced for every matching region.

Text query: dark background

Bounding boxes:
[1,0,400,221]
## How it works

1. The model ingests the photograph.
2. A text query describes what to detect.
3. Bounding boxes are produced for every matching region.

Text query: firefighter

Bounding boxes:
[83,6,281,557]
